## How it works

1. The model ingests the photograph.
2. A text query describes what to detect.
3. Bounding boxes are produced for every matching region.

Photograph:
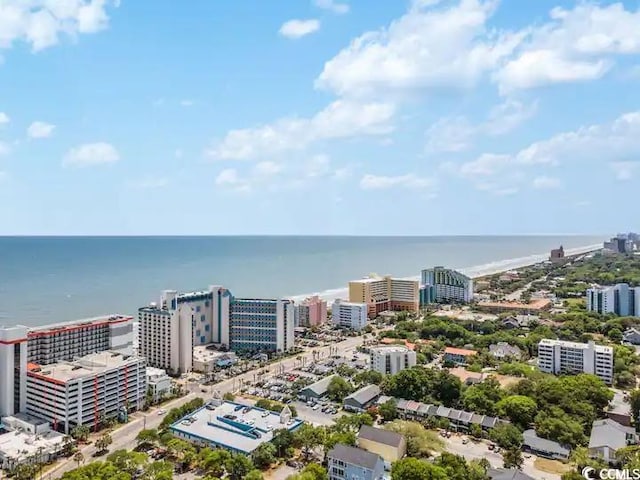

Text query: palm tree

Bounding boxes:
[73,451,84,468]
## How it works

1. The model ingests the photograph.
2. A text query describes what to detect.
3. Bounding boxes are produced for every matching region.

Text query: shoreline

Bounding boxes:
[287,243,602,305]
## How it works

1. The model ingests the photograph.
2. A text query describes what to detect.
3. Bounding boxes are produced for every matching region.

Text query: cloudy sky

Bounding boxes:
[0,0,639,235]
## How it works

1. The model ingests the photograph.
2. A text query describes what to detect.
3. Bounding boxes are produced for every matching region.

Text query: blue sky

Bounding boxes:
[0,0,639,235]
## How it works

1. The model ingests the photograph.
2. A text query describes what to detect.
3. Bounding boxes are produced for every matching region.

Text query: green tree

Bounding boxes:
[198,447,231,477]
[226,454,255,480]
[13,463,39,480]
[136,428,159,448]
[73,451,85,468]
[535,407,587,448]
[271,428,296,458]
[95,433,113,454]
[495,395,538,429]
[630,389,640,426]
[353,370,384,387]
[502,448,523,469]
[143,460,173,480]
[71,425,90,442]
[106,449,147,475]
[223,392,235,401]
[245,470,264,480]
[295,424,324,460]
[327,376,354,401]
[252,442,277,470]
[462,377,504,416]
[379,399,398,422]
[385,420,444,458]
[391,457,448,480]
[469,423,483,439]
[488,423,523,450]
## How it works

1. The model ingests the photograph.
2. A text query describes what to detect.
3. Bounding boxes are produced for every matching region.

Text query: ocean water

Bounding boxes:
[0,235,603,326]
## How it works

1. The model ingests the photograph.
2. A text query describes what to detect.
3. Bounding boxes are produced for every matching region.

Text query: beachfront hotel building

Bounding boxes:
[586,284,639,317]
[538,339,614,385]
[138,287,295,374]
[26,315,134,365]
[348,275,419,319]
[229,298,295,354]
[332,299,368,330]
[294,295,327,328]
[0,326,29,417]
[369,345,417,375]
[420,267,473,305]
[25,351,146,434]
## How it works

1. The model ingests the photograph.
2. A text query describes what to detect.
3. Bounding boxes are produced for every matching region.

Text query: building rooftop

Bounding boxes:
[478,299,551,310]
[538,338,613,354]
[193,345,237,364]
[300,375,337,397]
[588,418,636,451]
[523,429,570,457]
[487,468,535,480]
[328,444,382,470]
[370,345,412,354]
[0,429,66,463]
[27,315,132,337]
[358,425,404,448]
[169,401,302,454]
[444,347,478,356]
[28,351,142,384]
[344,385,381,407]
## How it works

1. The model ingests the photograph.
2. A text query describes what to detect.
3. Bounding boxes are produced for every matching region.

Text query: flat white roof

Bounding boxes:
[0,429,65,462]
[170,401,302,454]
[539,338,613,353]
[30,351,143,383]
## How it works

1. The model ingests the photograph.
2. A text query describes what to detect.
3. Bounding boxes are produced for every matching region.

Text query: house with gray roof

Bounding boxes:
[343,385,381,412]
[327,444,385,480]
[523,429,570,460]
[588,418,638,464]
[487,468,535,480]
[489,342,522,360]
[623,328,640,345]
[606,390,632,427]
[298,374,337,401]
[357,425,406,464]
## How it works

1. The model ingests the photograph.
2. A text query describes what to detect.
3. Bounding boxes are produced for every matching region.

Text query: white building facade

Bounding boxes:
[332,299,368,330]
[146,367,172,403]
[538,339,614,385]
[369,345,417,375]
[0,326,28,418]
[586,284,639,317]
[25,352,146,434]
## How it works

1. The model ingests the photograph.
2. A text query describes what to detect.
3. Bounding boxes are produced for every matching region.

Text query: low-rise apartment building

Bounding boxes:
[369,345,417,375]
[537,339,614,385]
[332,299,368,330]
[327,444,385,480]
[349,275,419,319]
[25,351,146,434]
[444,347,478,366]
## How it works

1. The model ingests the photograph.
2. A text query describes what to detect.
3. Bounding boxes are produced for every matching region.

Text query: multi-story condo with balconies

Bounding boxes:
[229,298,295,354]
[538,339,614,385]
[332,299,368,330]
[369,345,417,375]
[0,325,29,418]
[295,296,327,327]
[25,351,146,434]
[420,266,474,305]
[586,283,639,317]
[348,275,419,319]
[27,315,133,365]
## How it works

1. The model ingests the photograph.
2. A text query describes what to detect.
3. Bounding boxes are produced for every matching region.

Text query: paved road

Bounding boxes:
[48,335,365,479]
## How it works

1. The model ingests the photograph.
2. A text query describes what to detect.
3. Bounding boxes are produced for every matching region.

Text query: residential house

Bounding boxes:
[501,315,537,330]
[488,468,535,480]
[327,444,385,480]
[623,328,640,345]
[443,347,478,365]
[606,391,633,427]
[357,425,406,465]
[298,375,337,402]
[489,342,522,360]
[522,429,570,460]
[588,418,638,465]
[343,385,381,413]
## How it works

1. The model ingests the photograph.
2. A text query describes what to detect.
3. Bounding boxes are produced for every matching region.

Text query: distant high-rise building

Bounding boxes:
[295,296,327,327]
[586,284,639,317]
[0,326,28,418]
[604,234,637,254]
[538,339,613,385]
[332,299,368,331]
[420,267,473,305]
[348,275,419,319]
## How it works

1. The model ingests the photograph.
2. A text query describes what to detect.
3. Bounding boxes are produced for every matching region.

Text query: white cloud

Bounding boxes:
[360,173,434,190]
[496,3,640,92]
[313,0,349,15]
[175,149,183,158]
[128,176,169,189]
[0,0,118,52]
[207,100,395,160]
[459,153,511,177]
[305,154,330,178]
[180,99,194,107]
[0,112,9,124]
[316,0,524,98]
[611,161,638,181]
[252,161,282,177]
[0,142,10,156]
[27,121,55,138]
[214,168,251,193]
[426,99,537,152]
[477,182,518,196]
[63,142,119,168]
[532,175,561,189]
[279,19,320,39]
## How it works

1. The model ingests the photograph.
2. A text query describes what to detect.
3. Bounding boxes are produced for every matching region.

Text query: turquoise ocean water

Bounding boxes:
[0,235,604,326]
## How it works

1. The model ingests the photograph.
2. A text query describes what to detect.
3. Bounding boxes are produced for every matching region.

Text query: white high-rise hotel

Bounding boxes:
[538,339,614,385]
[420,267,474,304]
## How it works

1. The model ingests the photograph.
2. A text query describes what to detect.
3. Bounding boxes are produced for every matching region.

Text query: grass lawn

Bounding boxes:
[564,298,585,309]
[534,458,573,475]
